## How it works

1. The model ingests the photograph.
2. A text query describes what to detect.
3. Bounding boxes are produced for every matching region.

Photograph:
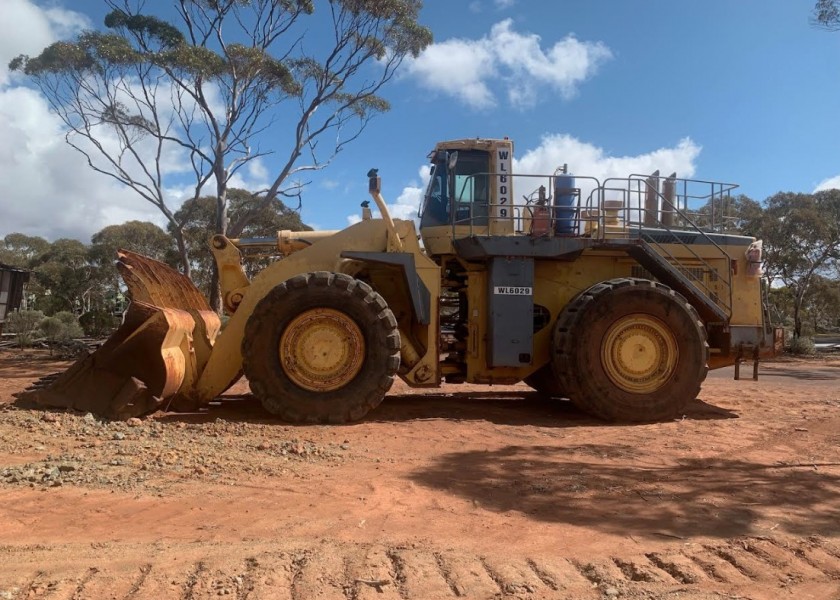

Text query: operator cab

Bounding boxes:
[419,138,515,256]
[420,149,490,228]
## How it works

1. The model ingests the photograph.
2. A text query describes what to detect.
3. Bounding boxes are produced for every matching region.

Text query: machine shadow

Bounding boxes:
[368,391,738,426]
[407,444,840,540]
[151,388,738,427]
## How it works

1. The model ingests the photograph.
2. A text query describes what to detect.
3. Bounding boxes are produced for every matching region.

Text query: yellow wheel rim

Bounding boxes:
[601,314,678,394]
[279,308,365,392]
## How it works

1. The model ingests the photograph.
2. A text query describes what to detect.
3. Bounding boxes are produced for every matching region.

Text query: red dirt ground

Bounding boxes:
[0,349,839,599]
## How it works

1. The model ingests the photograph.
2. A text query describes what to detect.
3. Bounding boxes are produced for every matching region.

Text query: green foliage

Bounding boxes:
[39,311,85,354]
[10,0,431,308]
[813,0,840,30]
[755,189,840,338]
[6,310,45,348]
[159,45,227,77]
[0,233,50,268]
[89,221,175,279]
[54,311,85,336]
[787,336,816,356]
[691,194,762,235]
[38,317,64,341]
[171,188,310,296]
[103,10,185,48]
[87,221,176,318]
[32,239,95,315]
[10,41,96,75]
[78,309,120,338]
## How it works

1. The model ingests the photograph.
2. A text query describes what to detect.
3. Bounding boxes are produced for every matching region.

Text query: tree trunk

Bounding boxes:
[793,291,804,339]
[208,163,228,313]
[208,269,222,313]
[173,228,191,279]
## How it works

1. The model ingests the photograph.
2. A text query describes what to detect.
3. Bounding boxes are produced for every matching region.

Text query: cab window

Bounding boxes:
[419,150,490,227]
[452,151,489,225]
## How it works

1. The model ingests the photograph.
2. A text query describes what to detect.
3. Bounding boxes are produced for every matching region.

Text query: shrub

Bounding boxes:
[39,312,84,355]
[787,336,816,356]
[39,316,65,355]
[78,309,119,337]
[52,311,84,338]
[5,309,45,348]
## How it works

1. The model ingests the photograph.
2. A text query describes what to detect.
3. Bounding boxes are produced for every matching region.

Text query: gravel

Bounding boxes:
[0,408,348,494]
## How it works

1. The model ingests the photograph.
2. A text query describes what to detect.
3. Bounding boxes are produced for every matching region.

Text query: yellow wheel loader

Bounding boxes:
[20,138,781,422]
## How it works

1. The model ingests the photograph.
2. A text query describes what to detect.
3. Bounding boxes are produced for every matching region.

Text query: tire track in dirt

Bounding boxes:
[3,537,838,599]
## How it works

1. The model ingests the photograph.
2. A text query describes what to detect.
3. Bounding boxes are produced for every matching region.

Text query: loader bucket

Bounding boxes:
[17,251,220,420]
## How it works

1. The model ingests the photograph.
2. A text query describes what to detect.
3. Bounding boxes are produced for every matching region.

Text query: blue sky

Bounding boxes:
[1,0,839,239]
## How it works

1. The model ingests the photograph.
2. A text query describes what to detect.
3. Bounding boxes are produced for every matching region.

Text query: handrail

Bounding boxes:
[601,176,733,317]
[445,170,737,319]
[448,172,604,239]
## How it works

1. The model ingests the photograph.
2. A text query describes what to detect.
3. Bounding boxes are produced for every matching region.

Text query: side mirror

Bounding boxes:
[447,151,459,171]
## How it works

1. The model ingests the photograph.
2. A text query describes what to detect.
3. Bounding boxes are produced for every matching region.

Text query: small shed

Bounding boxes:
[0,263,30,334]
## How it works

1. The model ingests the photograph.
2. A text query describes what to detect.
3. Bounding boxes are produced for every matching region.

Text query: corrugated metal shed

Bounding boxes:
[0,263,31,332]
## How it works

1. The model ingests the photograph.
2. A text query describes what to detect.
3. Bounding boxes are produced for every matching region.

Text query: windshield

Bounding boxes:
[419,150,490,228]
[420,161,448,227]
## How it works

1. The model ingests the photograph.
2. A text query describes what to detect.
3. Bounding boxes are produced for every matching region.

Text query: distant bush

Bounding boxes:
[6,309,45,347]
[40,312,84,355]
[52,311,84,338]
[78,309,120,337]
[787,336,816,356]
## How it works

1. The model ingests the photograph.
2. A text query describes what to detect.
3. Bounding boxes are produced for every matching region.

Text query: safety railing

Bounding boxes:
[593,175,735,317]
[449,172,604,238]
[448,172,739,318]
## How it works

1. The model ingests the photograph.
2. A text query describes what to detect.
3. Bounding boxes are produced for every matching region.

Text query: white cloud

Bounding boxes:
[404,38,496,109]
[0,86,165,240]
[404,19,611,109]
[814,175,840,192]
[515,134,701,209]
[516,134,701,181]
[0,0,90,85]
[0,1,278,242]
[468,1,482,13]
[227,157,270,192]
[0,2,165,241]
[494,0,516,8]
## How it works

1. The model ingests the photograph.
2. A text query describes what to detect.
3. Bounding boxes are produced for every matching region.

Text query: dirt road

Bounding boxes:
[1,350,839,599]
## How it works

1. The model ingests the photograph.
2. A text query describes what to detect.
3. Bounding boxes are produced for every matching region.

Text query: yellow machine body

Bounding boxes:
[19,138,778,422]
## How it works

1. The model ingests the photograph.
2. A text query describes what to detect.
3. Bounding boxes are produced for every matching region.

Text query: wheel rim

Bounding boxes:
[601,313,678,394]
[279,308,365,392]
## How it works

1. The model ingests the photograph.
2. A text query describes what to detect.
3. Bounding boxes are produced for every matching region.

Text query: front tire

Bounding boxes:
[242,272,401,423]
[552,278,708,422]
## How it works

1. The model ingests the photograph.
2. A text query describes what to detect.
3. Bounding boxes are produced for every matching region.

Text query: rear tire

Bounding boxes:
[552,278,708,422]
[242,272,401,423]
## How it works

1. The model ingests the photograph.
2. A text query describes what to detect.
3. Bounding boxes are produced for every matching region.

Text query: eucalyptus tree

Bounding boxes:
[11,0,431,309]
[813,0,840,30]
[171,187,311,297]
[757,190,840,338]
[0,233,51,269]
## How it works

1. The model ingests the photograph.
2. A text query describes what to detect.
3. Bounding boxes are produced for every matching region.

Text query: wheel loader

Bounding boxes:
[20,138,781,423]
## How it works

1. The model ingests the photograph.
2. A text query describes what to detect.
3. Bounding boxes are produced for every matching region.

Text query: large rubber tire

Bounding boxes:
[524,365,566,398]
[242,272,401,424]
[552,278,708,422]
